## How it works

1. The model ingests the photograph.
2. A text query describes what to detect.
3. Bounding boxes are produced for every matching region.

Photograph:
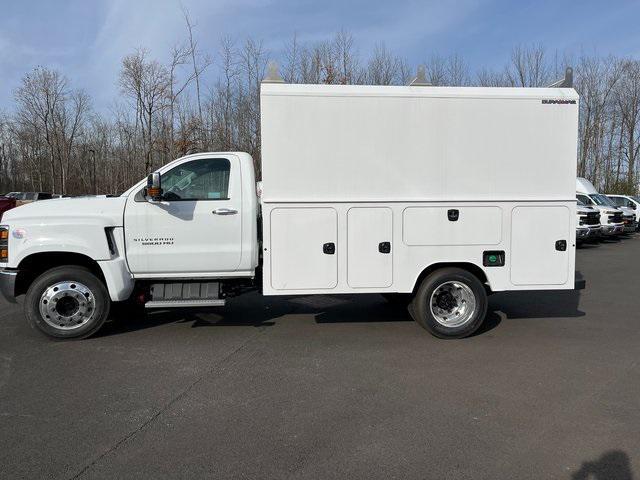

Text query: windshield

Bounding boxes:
[577,194,593,205]
[590,194,616,207]
[607,196,627,207]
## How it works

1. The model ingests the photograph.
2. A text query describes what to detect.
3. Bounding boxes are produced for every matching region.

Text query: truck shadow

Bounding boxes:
[490,289,584,320]
[100,277,584,337]
[571,450,634,480]
[489,269,585,320]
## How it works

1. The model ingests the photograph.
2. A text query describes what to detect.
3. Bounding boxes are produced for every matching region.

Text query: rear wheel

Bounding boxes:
[409,268,487,339]
[24,266,110,339]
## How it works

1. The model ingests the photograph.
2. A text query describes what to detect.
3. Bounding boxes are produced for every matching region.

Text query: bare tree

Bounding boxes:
[4,29,640,197]
[615,60,640,191]
[506,44,551,87]
[119,49,170,173]
[367,43,400,85]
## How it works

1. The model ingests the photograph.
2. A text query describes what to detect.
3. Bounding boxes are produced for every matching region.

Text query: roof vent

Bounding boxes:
[262,61,284,84]
[547,67,573,88]
[409,65,431,86]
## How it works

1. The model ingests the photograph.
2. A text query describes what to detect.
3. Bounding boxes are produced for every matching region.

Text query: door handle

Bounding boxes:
[212,208,238,215]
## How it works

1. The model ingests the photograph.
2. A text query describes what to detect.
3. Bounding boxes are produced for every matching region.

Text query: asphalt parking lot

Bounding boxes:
[1,235,639,480]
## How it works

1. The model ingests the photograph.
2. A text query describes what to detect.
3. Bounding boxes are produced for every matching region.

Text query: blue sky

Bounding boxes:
[1,0,639,112]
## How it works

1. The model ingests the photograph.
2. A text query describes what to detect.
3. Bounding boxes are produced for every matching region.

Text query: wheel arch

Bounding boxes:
[15,252,107,298]
[412,262,491,295]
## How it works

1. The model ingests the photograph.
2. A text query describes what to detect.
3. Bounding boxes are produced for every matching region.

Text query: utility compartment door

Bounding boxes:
[510,206,570,286]
[403,206,502,246]
[347,207,393,288]
[270,208,338,290]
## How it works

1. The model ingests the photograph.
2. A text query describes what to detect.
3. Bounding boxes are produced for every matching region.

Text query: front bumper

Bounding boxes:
[0,269,17,303]
[577,226,601,238]
[623,221,638,233]
[602,223,624,235]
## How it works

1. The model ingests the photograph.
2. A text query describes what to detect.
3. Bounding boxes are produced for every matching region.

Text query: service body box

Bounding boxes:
[259,83,579,295]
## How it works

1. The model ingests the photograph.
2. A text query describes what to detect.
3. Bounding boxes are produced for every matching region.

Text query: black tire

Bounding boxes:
[24,266,111,340]
[408,268,487,339]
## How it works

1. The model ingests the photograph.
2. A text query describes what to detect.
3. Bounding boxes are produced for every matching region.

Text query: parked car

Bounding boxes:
[607,194,640,231]
[5,192,53,207]
[576,178,625,236]
[0,196,16,221]
[576,199,601,241]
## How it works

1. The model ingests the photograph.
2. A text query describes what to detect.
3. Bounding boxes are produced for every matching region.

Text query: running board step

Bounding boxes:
[145,299,226,309]
[147,282,224,309]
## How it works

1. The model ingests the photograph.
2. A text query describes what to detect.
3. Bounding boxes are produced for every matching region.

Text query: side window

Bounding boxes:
[161,158,231,201]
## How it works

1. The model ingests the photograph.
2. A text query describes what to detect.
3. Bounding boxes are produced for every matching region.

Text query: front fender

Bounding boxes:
[8,221,113,269]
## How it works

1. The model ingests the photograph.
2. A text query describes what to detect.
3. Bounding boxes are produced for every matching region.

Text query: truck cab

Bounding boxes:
[0,152,259,339]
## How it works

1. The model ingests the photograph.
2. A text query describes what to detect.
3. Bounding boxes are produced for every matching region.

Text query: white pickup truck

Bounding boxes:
[0,74,583,340]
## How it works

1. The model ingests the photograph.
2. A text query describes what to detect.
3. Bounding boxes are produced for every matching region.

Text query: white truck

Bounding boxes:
[0,74,582,340]
[576,200,601,241]
[576,178,626,235]
[607,194,640,232]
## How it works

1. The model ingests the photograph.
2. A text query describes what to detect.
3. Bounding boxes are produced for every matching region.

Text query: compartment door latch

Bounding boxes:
[555,240,567,251]
[378,242,391,254]
[323,242,336,255]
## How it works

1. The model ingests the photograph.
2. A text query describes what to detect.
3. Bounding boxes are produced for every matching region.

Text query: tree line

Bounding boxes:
[1,22,639,195]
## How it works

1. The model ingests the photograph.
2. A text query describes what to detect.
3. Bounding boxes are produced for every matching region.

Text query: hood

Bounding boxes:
[591,205,621,215]
[2,196,126,226]
[577,205,597,214]
[618,206,636,217]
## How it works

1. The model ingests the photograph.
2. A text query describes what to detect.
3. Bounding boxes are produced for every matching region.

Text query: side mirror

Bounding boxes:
[630,202,637,210]
[146,173,163,201]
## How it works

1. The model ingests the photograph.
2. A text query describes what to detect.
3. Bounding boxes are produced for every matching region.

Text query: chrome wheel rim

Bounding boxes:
[429,281,477,328]
[39,282,96,330]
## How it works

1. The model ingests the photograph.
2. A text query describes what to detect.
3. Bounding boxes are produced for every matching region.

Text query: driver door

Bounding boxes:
[124,156,242,276]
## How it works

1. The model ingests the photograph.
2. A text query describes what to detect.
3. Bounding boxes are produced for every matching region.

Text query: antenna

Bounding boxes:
[547,67,573,88]
[262,61,284,83]
[409,65,431,86]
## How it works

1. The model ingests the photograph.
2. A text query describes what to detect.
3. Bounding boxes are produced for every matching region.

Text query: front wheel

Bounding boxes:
[409,268,487,339]
[24,266,111,339]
